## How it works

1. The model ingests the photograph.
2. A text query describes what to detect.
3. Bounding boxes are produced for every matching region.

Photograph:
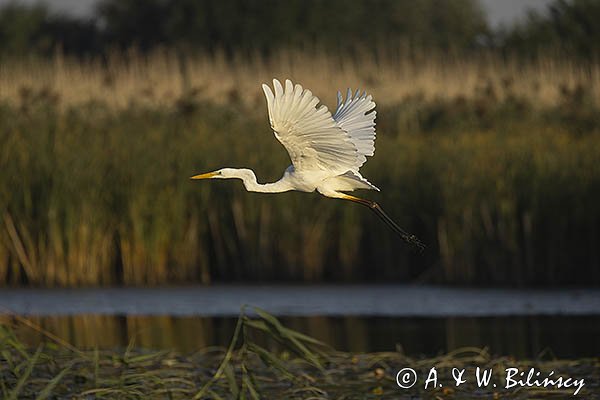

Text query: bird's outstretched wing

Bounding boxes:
[262,79,358,174]
[333,89,376,170]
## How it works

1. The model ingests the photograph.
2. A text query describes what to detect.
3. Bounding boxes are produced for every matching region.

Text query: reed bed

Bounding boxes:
[1,51,600,286]
[1,309,598,399]
[2,49,600,111]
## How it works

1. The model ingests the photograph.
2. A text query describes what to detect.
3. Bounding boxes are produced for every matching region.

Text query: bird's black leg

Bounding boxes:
[342,195,425,251]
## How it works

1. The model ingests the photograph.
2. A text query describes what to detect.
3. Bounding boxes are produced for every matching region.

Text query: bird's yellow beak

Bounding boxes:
[190,171,218,180]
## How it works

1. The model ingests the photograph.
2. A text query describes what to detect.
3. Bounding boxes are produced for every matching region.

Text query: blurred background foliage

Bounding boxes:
[499,0,600,59]
[1,0,600,287]
[1,0,600,59]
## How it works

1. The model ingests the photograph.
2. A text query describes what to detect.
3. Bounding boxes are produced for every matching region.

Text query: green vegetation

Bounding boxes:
[1,310,598,398]
[500,0,600,59]
[0,51,599,286]
[96,0,488,54]
[1,0,488,58]
[4,0,600,60]
[0,3,100,58]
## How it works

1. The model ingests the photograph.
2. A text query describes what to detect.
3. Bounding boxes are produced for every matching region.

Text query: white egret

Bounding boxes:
[192,79,424,249]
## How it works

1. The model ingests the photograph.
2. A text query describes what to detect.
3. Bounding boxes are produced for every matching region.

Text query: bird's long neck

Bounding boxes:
[232,169,292,193]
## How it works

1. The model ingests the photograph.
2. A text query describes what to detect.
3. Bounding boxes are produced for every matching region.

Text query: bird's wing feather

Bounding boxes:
[334,170,380,191]
[262,79,358,174]
[333,89,376,169]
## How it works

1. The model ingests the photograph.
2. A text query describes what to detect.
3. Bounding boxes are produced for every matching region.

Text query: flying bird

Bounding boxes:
[192,79,424,250]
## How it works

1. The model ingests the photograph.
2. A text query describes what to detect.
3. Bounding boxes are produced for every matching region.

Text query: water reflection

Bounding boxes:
[2,315,599,358]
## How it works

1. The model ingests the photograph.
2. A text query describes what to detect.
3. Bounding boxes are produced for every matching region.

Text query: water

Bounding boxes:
[3,285,599,316]
[4,314,600,358]
[2,285,599,358]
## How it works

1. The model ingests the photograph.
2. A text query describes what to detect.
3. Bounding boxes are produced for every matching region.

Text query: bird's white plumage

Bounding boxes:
[333,89,377,170]
[262,79,359,175]
[192,79,425,249]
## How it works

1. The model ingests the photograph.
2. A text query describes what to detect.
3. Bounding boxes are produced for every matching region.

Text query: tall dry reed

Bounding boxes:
[2,48,599,110]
